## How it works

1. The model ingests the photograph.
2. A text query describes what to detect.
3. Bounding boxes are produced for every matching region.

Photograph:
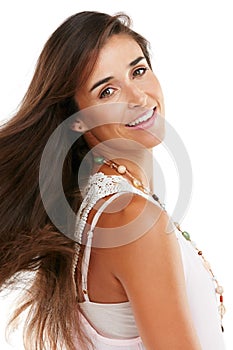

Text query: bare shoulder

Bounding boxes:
[102,193,177,275]
[96,191,168,230]
[96,193,201,349]
[94,192,176,273]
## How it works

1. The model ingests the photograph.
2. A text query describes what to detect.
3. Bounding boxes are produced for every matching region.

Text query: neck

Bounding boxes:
[92,149,154,190]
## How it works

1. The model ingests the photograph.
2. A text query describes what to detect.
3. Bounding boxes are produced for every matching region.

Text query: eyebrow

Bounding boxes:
[89,56,146,92]
[129,56,145,67]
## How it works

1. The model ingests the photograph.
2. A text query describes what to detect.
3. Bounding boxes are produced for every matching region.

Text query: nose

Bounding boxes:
[126,82,148,109]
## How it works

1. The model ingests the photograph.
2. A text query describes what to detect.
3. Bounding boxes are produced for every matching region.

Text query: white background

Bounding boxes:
[0,0,232,349]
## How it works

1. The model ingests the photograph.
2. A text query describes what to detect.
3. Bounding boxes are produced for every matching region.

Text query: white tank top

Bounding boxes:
[75,172,226,349]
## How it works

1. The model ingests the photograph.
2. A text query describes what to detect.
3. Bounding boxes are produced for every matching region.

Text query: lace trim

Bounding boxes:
[74,172,135,243]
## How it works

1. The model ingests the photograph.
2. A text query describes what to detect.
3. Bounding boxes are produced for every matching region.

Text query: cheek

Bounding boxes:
[90,124,120,140]
[75,92,88,110]
[150,76,163,94]
[149,77,165,112]
[80,103,126,130]
[145,72,163,96]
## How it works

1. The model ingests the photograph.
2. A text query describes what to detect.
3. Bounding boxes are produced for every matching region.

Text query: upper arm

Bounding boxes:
[100,195,201,350]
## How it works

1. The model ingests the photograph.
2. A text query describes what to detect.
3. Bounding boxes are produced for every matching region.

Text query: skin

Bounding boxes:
[74,34,165,147]
[74,34,165,186]
[73,34,202,349]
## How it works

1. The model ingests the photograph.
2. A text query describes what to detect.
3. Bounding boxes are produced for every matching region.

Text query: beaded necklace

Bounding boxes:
[94,156,226,332]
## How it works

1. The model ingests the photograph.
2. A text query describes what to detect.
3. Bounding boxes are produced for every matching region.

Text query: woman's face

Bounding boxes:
[74,34,165,150]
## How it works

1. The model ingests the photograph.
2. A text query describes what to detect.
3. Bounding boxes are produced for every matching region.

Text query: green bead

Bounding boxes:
[182,230,191,241]
[93,156,104,165]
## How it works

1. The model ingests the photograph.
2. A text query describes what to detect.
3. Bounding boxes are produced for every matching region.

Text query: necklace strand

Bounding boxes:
[103,159,166,209]
[94,156,226,332]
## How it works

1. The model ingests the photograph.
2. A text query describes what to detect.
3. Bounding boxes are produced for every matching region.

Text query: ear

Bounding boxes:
[70,119,89,133]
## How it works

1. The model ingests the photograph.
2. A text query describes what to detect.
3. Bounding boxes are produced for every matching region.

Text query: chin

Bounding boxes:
[144,138,163,149]
[140,125,166,149]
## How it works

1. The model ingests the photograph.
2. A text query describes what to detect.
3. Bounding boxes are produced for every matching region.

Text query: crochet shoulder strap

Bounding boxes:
[74,172,135,244]
[74,172,141,301]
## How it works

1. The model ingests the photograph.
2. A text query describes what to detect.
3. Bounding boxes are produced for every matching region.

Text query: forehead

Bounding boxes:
[99,34,143,58]
[89,34,144,78]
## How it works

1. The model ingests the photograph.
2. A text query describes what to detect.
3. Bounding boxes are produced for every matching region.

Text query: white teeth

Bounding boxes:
[127,109,154,127]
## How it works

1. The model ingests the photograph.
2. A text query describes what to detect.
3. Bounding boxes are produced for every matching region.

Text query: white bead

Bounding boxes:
[133,178,142,188]
[216,285,224,294]
[117,165,126,174]
[203,260,211,270]
[218,304,226,316]
[191,241,197,248]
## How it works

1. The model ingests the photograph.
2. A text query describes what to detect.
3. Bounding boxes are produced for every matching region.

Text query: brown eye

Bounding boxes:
[133,67,148,77]
[100,87,114,99]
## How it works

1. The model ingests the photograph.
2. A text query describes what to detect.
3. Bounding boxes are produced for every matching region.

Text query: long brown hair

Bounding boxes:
[0,11,152,350]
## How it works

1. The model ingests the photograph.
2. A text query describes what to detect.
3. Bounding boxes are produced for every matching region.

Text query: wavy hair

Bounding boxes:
[0,11,151,350]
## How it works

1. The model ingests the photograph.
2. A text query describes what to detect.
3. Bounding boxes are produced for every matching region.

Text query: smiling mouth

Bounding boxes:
[125,108,156,127]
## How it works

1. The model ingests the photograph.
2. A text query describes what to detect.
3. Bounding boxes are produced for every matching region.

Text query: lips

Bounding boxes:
[125,107,157,128]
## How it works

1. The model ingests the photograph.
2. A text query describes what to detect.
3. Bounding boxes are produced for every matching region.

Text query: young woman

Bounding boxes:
[0,11,225,350]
